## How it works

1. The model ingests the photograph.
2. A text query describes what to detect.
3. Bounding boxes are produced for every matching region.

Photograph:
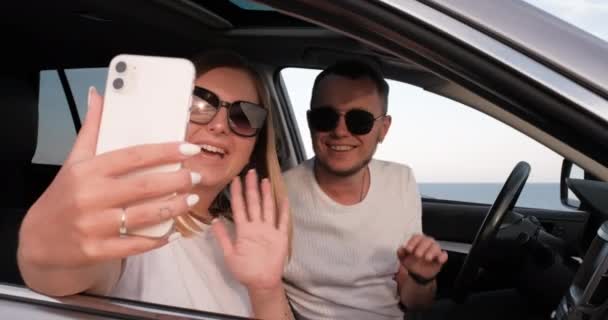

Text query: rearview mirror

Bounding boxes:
[560,159,584,209]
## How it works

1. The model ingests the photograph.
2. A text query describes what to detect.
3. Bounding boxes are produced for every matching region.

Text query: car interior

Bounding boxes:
[1,0,608,319]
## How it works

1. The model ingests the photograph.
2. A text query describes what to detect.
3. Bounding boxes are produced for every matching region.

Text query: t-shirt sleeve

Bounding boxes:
[402,166,423,238]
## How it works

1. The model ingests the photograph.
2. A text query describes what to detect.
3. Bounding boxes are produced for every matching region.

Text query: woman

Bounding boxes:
[17,51,292,319]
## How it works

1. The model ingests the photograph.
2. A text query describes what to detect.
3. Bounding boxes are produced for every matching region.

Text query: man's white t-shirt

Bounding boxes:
[109,218,253,317]
[283,158,422,320]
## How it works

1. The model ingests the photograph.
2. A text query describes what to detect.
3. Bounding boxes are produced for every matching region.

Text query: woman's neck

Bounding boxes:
[189,185,223,223]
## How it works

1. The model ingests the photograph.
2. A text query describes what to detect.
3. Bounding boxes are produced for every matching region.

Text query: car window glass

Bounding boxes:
[66,68,108,123]
[281,67,573,211]
[32,68,107,165]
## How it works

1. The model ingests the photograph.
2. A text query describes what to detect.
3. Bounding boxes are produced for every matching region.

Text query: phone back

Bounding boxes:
[96,54,196,237]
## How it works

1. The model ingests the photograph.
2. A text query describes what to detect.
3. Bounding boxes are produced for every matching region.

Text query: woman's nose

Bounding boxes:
[207,108,230,135]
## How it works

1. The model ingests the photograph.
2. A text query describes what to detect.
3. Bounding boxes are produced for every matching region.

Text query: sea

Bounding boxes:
[418,183,572,211]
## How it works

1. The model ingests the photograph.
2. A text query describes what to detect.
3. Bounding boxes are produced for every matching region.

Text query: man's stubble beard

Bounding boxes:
[314,144,378,178]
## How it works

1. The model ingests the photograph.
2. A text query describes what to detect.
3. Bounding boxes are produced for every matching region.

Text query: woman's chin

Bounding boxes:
[183,158,246,188]
[190,167,233,189]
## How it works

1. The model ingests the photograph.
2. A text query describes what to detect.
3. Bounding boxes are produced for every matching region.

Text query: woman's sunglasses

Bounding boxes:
[190,86,268,137]
[307,106,385,135]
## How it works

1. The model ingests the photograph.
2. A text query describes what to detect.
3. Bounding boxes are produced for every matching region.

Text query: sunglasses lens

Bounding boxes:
[308,107,339,132]
[190,95,218,124]
[229,102,268,137]
[346,109,376,135]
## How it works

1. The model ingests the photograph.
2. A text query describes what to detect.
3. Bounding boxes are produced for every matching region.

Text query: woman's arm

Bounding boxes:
[249,286,294,320]
[18,253,122,297]
[18,88,200,297]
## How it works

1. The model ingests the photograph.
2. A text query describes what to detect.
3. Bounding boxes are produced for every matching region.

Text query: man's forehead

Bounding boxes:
[315,75,382,107]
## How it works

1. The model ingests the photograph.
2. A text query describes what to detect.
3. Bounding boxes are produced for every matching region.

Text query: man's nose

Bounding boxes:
[332,114,350,138]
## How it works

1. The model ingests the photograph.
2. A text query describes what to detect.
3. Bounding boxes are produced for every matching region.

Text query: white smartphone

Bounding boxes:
[96,54,196,238]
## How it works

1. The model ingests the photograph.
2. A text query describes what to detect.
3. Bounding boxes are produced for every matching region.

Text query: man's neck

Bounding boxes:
[314,162,369,206]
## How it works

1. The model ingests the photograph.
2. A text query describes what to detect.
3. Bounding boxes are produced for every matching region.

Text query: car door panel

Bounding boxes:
[423,199,588,251]
[424,198,588,296]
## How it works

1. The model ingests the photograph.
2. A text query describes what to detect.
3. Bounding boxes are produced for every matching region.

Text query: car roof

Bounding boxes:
[0,0,331,68]
[2,0,444,90]
[4,0,607,93]
[421,0,608,100]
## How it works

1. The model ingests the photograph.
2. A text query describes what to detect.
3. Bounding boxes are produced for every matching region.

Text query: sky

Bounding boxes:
[33,1,607,184]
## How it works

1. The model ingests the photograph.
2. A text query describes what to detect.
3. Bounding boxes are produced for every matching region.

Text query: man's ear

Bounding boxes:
[379,115,392,143]
[306,110,318,140]
[306,109,313,131]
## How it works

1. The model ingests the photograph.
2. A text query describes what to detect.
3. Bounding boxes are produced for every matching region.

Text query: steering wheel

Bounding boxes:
[453,161,531,301]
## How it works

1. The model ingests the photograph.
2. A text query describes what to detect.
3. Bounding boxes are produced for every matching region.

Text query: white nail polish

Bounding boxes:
[187,194,200,206]
[190,172,202,185]
[179,143,201,156]
[87,86,94,107]
[168,232,182,242]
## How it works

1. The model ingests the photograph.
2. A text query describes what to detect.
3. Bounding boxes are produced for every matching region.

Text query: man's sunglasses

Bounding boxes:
[190,86,267,137]
[307,106,385,135]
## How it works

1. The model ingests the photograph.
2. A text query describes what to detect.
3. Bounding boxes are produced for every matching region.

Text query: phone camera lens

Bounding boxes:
[115,61,127,73]
[113,78,124,90]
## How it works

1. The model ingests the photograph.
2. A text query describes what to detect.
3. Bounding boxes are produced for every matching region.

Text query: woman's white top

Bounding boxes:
[109,218,252,317]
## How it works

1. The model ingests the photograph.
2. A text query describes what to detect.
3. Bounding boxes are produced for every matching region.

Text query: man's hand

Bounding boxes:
[395,234,448,310]
[397,234,448,281]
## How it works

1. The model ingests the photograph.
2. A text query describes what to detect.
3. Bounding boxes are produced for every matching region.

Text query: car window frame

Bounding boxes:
[0,283,250,320]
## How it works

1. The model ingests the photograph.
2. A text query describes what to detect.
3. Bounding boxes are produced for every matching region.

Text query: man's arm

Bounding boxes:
[395,234,448,311]
[396,264,436,310]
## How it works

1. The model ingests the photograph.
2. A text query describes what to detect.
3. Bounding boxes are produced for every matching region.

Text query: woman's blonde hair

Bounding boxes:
[175,50,290,248]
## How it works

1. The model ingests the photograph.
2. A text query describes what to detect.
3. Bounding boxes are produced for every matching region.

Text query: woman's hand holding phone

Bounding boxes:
[18,88,201,271]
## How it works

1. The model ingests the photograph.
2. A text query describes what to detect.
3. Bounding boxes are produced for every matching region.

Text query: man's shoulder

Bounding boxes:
[370,159,413,175]
[370,159,417,186]
[283,158,314,184]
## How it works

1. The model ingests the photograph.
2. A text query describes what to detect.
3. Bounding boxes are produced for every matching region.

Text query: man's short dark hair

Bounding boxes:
[311,60,389,113]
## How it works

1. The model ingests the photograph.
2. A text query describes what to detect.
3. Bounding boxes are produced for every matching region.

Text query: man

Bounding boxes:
[282,60,448,319]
